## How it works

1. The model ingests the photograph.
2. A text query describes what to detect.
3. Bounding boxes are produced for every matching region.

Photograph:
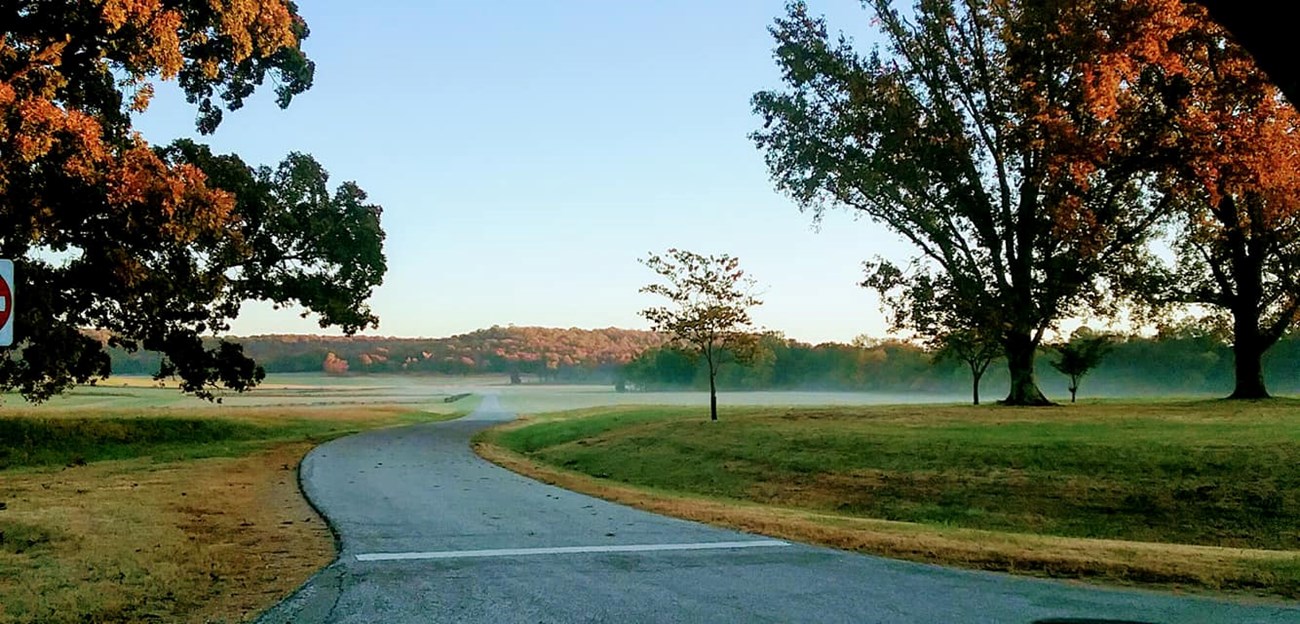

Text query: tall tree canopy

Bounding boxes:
[1141,5,1300,399]
[1188,1,1300,109]
[157,140,385,335]
[753,0,1171,404]
[1050,0,1300,399]
[0,1,385,401]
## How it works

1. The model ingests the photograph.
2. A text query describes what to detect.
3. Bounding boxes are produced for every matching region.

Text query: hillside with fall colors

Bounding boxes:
[106,326,667,380]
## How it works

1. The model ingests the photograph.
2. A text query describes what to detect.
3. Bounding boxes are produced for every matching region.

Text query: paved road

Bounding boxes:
[257,396,1299,623]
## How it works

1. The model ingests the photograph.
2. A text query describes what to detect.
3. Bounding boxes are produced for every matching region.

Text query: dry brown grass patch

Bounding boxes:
[0,443,333,623]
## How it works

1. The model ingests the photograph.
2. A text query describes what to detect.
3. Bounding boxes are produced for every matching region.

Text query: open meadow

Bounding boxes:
[0,374,481,624]
[8,374,1300,621]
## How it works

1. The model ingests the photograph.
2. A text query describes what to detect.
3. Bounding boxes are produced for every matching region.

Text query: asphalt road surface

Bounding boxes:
[257,395,1299,623]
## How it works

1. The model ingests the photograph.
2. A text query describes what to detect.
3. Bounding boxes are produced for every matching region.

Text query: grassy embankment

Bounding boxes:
[476,400,1300,598]
[0,392,478,624]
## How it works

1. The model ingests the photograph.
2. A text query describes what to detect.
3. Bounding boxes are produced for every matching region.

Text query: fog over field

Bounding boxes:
[17,373,1223,415]
[491,385,971,414]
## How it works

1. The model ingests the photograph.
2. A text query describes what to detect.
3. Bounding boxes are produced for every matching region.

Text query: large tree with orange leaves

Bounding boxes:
[1082,1,1300,399]
[1043,0,1300,398]
[0,1,384,401]
[753,0,1172,405]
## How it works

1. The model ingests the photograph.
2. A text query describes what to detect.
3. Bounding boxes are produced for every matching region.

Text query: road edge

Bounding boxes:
[250,402,487,624]
[471,424,1300,603]
[251,438,348,624]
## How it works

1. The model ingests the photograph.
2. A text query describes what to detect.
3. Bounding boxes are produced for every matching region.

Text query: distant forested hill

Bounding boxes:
[105,326,666,381]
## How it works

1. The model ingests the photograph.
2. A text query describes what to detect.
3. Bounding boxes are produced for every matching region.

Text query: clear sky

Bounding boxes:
[135,0,917,345]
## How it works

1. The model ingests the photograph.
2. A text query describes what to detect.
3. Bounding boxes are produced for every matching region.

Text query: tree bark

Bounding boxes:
[1225,218,1272,400]
[1002,332,1052,405]
[970,365,983,406]
[708,369,718,421]
[1229,334,1270,399]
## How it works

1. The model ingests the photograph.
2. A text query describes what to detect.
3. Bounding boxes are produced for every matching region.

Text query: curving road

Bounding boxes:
[256,395,1298,623]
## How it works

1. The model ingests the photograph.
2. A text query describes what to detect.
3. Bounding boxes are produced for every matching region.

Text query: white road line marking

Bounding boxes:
[355,540,790,562]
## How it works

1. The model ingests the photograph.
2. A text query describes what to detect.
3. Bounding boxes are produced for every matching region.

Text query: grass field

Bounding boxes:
[0,378,478,624]
[477,399,1300,597]
[16,373,497,410]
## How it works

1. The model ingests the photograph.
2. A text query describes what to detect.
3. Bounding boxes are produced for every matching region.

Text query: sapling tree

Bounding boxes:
[934,328,1002,406]
[639,249,761,421]
[1050,330,1113,403]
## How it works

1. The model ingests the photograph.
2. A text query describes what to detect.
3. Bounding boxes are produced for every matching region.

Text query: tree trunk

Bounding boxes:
[1229,336,1270,399]
[1069,385,1077,403]
[1002,332,1052,406]
[708,369,718,421]
[1224,196,1272,400]
[1226,260,1269,399]
[970,366,982,406]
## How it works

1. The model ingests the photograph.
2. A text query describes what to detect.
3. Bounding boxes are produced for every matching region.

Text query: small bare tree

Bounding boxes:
[639,249,762,421]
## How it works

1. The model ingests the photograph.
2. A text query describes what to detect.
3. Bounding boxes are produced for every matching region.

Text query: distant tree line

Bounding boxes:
[618,328,1300,399]
[102,321,1300,399]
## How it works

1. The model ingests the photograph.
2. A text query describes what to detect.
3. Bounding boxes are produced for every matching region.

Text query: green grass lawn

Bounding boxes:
[0,391,480,471]
[0,406,471,470]
[491,400,1300,551]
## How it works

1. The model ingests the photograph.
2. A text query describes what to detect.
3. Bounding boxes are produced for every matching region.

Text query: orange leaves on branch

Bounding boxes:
[0,0,322,402]
[7,97,102,167]
[213,0,291,60]
[106,146,236,242]
[1,0,307,243]
[97,0,298,84]
[129,83,155,113]
[1050,0,1297,206]
[1042,0,1196,118]
[99,0,185,79]
[102,0,163,31]
[1,81,232,244]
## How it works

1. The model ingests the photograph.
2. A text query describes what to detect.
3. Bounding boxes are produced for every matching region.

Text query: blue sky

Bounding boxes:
[136,0,915,344]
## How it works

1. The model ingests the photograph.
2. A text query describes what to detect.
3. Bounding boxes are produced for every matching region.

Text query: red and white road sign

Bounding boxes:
[0,259,12,347]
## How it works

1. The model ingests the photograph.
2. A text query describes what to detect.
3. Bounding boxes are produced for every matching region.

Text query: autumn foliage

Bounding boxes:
[1042,0,1300,398]
[101,326,670,379]
[1,1,393,402]
[755,0,1300,402]
[1157,10,1300,399]
[1,0,308,223]
[322,352,349,376]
